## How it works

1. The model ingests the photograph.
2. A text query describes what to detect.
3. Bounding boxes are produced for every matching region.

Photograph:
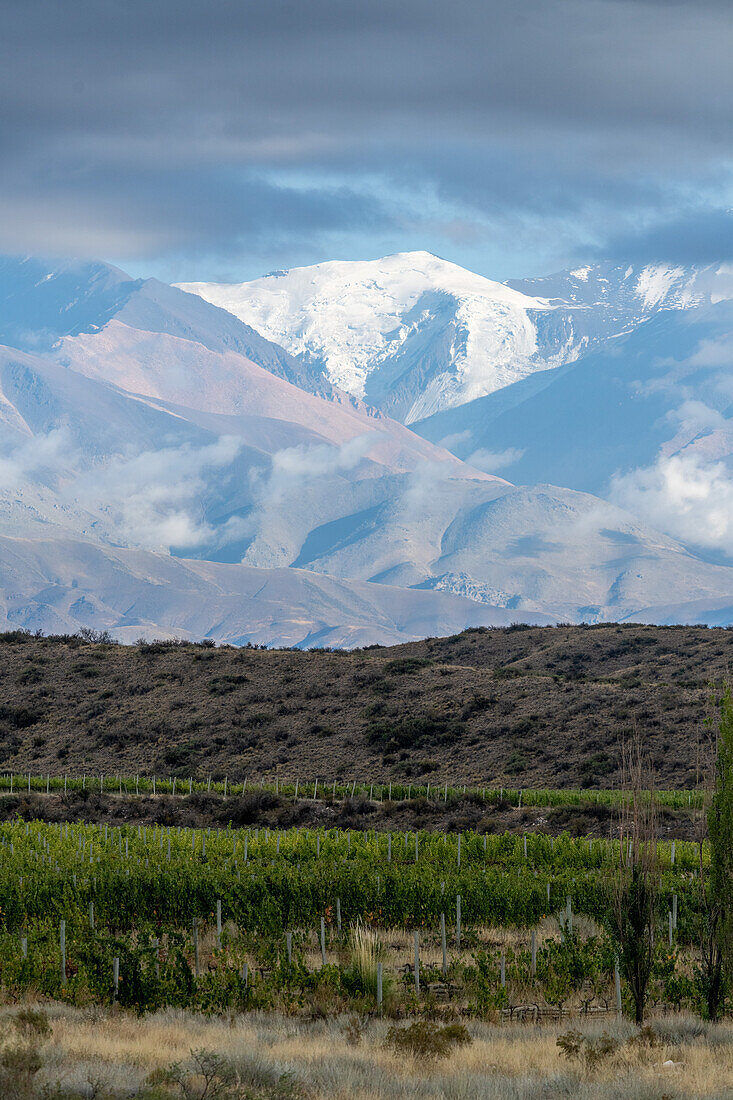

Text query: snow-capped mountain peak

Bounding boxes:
[178,251,565,424]
[182,252,733,426]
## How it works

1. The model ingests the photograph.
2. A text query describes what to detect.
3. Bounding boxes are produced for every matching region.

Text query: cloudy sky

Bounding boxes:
[3,0,733,282]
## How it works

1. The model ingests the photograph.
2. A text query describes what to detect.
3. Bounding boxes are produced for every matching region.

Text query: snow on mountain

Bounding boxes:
[38,312,733,625]
[177,252,585,424]
[415,295,733,496]
[0,277,493,562]
[508,260,733,317]
[55,320,477,477]
[414,267,733,563]
[179,254,733,427]
[4,251,733,640]
[0,254,342,397]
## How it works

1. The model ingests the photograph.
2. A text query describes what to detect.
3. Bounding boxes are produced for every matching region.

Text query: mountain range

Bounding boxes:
[1,250,732,644]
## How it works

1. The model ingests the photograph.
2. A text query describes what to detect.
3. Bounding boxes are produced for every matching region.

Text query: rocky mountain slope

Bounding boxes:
[2,252,733,640]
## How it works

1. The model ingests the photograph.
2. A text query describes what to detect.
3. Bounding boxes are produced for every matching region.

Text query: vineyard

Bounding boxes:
[0,806,709,1019]
[0,771,705,809]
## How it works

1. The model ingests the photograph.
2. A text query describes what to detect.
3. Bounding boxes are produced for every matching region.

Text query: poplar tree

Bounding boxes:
[708,686,733,1016]
[609,737,657,1025]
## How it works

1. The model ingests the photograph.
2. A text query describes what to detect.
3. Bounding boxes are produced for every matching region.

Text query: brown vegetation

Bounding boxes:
[0,623,725,788]
[0,787,701,837]
[5,1003,733,1099]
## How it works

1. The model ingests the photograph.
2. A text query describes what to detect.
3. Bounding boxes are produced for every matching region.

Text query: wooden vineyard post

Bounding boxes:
[456,894,462,948]
[216,900,222,950]
[440,912,447,976]
[320,917,326,965]
[193,918,200,976]
[286,932,292,964]
[531,930,537,977]
[60,920,66,986]
[113,957,119,1001]
[414,931,420,993]
[615,961,622,1016]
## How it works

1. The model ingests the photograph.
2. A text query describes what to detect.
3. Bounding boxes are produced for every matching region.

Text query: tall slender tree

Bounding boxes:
[707,686,733,1015]
[608,736,658,1025]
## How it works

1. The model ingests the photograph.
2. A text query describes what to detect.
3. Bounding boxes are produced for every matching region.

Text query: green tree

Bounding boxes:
[607,737,658,1025]
[707,686,733,1017]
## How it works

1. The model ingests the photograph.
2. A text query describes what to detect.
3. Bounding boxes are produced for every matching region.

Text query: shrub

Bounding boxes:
[365,713,462,751]
[225,791,282,825]
[556,1030,619,1072]
[385,1021,471,1060]
[383,658,430,675]
[0,705,43,729]
[208,675,248,696]
[0,1008,51,1100]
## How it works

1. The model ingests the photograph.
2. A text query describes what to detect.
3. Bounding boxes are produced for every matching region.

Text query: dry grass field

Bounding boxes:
[3,1002,733,1099]
[0,623,727,789]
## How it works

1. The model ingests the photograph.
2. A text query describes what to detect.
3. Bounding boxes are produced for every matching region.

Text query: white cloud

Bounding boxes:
[255,433,375,505]
[683,335,733,369]
[467,446,524,473]
[399,458,460,524]
[668,399,728,435]
[610,452,733,554]
[0,428,76,488]
[438,429,473,451]
[70,436,242,551]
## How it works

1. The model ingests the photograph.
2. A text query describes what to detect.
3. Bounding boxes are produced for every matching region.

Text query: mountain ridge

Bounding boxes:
[178,252,733,427]
[2,250,733,641]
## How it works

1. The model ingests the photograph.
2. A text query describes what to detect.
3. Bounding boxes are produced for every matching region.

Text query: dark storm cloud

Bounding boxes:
[2,0,733,269]
[598,208,733,264]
